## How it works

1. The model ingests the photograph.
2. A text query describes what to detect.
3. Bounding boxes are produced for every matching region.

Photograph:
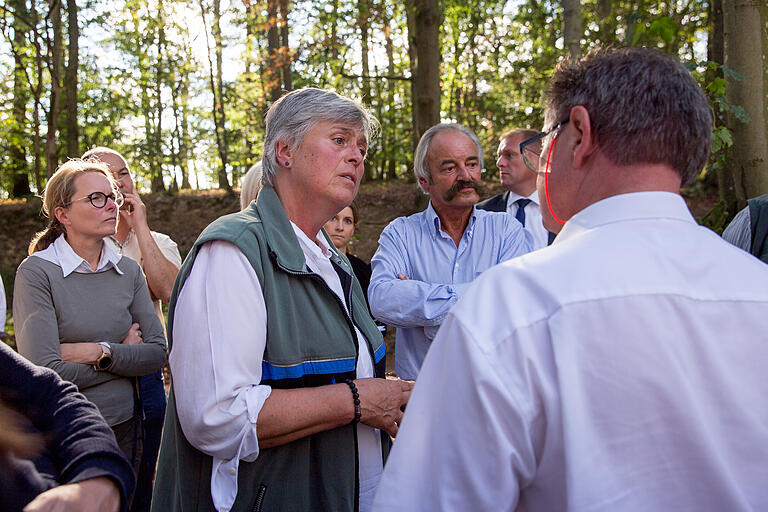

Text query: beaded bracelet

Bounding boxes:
[344,379,361,424]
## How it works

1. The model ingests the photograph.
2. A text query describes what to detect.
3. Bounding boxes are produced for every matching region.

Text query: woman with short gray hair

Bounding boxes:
[154,88,412,512]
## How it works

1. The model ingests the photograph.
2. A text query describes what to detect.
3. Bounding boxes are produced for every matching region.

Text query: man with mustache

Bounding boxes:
[81,146,181,512]
[368,123,531,380]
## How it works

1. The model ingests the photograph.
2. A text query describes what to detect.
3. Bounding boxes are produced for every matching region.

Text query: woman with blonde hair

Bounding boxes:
[13,159,167,485]
[239,161,263,210]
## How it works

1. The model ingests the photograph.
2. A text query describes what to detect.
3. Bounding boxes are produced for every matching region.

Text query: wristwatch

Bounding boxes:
[94,342,113,370]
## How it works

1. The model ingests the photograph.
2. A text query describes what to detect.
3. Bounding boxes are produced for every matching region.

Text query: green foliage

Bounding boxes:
[0,0,716,194]
[697,199,731,234]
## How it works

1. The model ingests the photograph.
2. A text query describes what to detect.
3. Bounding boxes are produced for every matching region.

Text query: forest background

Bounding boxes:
[1,0,768,332]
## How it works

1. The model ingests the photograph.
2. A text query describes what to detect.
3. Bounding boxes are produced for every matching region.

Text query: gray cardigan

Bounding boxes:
[13,255,167,426]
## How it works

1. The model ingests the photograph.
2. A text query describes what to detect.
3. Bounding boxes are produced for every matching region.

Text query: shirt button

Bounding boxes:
[229,468,236,476]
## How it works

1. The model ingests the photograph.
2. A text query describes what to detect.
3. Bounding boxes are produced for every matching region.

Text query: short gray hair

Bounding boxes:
[262,88,379,186]
[543,46,712,185]
[414,123,484,192]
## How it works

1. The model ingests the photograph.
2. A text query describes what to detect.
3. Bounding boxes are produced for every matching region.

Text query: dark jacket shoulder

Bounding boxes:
[476,192,508,213]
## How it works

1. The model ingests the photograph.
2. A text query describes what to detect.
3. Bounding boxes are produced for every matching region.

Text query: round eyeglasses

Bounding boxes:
[67,191,125,209]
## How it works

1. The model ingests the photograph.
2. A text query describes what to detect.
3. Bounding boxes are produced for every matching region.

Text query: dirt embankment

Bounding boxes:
[0,180,715,317]
[0,181,440,303]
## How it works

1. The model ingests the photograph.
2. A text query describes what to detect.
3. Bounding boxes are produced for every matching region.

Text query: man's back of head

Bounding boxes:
[535,47,713,231]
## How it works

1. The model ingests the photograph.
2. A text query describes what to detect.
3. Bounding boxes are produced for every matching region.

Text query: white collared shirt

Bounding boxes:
[374,191,768,511]
[33,234,124,276]
[171,223,381,512]
[506,189,549,250]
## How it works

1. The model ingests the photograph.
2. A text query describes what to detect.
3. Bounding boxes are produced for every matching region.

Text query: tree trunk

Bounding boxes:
[724,0,768,202]
[563,0,582,60]
[266,0,281,102]
[384,17,396,181]
[151,0,166,192]
[30,0,44,191]
[708,0,735,211]
[279,0,291,92]
[180,51,192,190]
[212,0,231,191]
[596,0,614,44]
[762,1,768,159]
[359,0,371,102]
[64,0,79,158]
[243,0,258,164]
[406,0,441,151]
[10,0,31,197]
[46,0,63,179]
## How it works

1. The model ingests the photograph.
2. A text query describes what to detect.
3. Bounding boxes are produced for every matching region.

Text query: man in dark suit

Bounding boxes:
[477,129,555,249]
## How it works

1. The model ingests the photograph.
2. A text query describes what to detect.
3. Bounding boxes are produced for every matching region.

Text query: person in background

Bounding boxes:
[477,128,556,248]
[325,202,386,335]
[13,159,167,496]
[240,161,264,210]
[152,88,412,512]
[82,146,181,512]
[368,123,531,380]
[373,46,768,511]
[0,342,135,512]
[722,193,768,264]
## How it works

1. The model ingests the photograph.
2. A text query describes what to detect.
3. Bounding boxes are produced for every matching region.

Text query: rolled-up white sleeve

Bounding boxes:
[170,240,272,512]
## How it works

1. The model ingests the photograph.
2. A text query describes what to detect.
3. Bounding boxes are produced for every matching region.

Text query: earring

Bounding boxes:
[284,161,290,166]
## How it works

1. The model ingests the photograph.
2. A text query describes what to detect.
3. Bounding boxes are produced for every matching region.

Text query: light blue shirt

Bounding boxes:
[369,202,532,379]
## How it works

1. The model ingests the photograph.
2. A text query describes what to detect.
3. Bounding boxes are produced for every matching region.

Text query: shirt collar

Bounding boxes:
[291,222,333,262]
[49,234,124,277]
[555,191,695,244]
[425,201,477,237]
[506,189,540,209]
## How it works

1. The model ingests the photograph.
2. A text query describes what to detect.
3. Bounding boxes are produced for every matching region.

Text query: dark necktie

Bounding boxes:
[515,198,531,227]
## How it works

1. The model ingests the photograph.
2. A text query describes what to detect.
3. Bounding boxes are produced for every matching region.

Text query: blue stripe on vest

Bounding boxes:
[262,358,356,380]
[374,342,386,364]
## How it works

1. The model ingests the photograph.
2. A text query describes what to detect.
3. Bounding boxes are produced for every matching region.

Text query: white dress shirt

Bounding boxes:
[171,223,381,512]
[374,191,768,511]
[506,189,549,250]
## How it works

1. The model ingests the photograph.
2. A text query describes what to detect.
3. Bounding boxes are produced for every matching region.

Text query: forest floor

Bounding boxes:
[0,179,719,371]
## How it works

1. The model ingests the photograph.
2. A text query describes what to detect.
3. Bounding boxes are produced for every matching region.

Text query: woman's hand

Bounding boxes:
[60,343,102,365]
[23,476,121,512]
[355,377,414,437]
[121,323,143,345]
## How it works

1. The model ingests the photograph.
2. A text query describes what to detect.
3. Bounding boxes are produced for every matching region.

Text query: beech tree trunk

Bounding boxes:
[266,0,281,102]
[151,0,166,192]
[724,0,768,202]
[708,0,736,211]
[10,0,31,197]
[64,0,79,158]
[212,0,231,191]
[359,0,371,102]
[46,0,63,178]
[563,0,582,60]
[406,0,441,151]
[279,0,291,92]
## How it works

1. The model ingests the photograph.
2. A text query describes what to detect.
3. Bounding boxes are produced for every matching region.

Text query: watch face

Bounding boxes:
[97,354,113,370]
